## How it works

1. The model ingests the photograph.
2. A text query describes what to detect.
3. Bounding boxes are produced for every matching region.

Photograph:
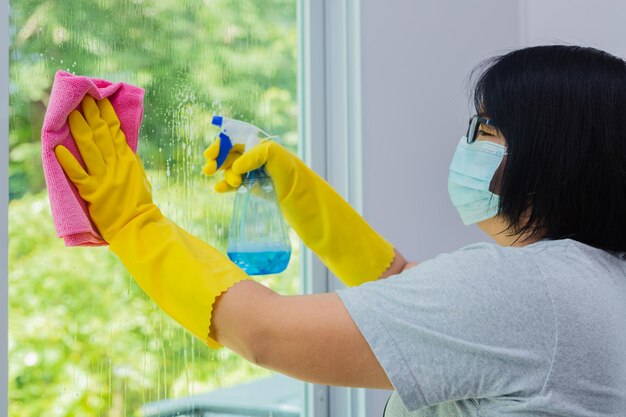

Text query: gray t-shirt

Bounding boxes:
[336,238,626,417]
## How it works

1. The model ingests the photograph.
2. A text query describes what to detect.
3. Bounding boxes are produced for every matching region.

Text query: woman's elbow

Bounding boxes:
[241,298,283,368]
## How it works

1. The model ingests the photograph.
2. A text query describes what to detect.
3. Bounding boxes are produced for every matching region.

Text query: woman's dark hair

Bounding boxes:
[472,45,626,252]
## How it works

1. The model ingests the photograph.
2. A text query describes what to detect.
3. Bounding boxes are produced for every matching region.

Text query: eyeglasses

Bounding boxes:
[466,115,495,144]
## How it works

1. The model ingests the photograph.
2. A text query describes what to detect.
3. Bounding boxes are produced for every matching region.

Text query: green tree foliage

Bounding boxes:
[10,0,298,199]
[9,0,299,415]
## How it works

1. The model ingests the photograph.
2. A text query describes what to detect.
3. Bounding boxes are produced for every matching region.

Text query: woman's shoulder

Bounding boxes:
[426,238,571,266]
[408,238,582,289]
[446,237,593,264]
[419,238,626,289]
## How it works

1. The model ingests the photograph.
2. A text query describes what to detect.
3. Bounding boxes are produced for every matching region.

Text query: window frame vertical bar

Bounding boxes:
[298,0,365,416]
[324,0,365,414]
[298,0,331,416]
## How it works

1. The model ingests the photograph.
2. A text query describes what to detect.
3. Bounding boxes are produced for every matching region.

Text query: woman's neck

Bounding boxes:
[478,216,544,247]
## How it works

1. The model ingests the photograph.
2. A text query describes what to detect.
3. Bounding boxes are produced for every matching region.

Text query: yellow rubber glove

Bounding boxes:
[55,95,250,349]
[202,139,395,287]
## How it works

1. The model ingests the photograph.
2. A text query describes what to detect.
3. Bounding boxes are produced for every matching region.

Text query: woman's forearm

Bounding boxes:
[209,280,393,389]
[207,248,418,386]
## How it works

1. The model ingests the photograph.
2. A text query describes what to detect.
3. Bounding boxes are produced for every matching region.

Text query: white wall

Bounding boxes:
[521,0,626,58]
[358,1,626,415]
[360,0,521,263]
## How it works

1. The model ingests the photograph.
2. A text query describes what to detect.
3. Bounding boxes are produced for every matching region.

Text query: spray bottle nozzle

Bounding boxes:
[211,116,271,170]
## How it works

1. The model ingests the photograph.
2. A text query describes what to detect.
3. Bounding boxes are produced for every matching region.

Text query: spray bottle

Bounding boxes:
[211,116,292,275]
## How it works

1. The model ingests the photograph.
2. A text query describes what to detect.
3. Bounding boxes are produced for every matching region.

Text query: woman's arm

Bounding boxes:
[210,280,393,389]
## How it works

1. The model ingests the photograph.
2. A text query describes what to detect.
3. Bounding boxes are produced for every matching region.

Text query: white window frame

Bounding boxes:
[299,1,368,416]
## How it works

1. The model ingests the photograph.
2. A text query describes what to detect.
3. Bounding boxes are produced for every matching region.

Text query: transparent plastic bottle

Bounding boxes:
[226,168,292,275]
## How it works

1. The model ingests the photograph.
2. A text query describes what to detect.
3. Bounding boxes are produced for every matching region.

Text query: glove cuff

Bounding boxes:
[109,206,251,348]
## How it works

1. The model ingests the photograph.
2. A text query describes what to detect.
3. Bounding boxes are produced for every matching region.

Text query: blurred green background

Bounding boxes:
[9,0,300,415]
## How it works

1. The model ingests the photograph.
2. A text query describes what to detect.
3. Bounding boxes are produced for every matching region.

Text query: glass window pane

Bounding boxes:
[8,1,301,416]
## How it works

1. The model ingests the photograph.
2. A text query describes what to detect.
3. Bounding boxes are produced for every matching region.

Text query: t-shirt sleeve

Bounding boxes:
[336,243,555,412]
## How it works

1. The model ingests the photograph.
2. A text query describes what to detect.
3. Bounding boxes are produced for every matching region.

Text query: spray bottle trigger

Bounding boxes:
[216,132,233,170]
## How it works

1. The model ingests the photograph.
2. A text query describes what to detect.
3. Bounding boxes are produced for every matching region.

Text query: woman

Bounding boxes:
[55,45,626,416]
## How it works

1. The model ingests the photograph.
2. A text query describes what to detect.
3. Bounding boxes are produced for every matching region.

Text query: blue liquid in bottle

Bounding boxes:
[227,168,291,275]
[227,250,291,276]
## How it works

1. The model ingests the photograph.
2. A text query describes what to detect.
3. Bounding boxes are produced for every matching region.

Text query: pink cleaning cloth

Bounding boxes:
[41,70,145,246]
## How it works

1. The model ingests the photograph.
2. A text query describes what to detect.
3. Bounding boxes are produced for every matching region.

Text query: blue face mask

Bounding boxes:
[448,137,507,225]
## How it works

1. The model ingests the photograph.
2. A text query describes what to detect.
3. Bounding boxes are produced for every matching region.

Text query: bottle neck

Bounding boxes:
[244,167,268,182]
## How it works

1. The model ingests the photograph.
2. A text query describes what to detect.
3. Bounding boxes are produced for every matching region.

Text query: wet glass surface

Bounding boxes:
[8,1,300,415]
